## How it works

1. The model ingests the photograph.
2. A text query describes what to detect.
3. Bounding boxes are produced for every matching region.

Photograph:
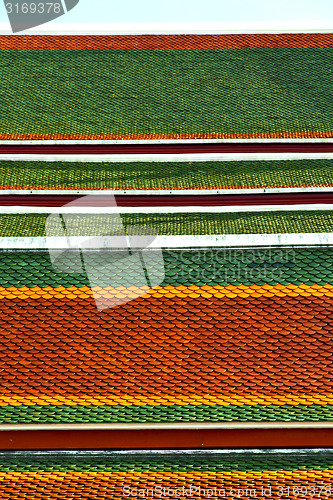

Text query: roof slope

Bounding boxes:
[1,34,333,140]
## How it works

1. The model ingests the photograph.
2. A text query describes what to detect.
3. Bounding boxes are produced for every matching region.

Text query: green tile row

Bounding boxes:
[1,48,333,137]
[1,159,333,190]
[0,248,331,287]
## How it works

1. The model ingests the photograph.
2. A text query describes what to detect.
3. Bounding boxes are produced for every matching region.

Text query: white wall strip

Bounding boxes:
[0,421,331,431]
[151,233,333,248]
[2,449,331,455]
[1,186,333,196]
[1,203,333,214]
[1,233,333,249]
[1,138,333,145]
[0,153,333,162]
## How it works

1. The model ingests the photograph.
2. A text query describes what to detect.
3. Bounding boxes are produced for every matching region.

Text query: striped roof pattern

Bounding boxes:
[0,247,332,423]
[0,34,333,140]
[0,450,331,498]
[0,32,332,428]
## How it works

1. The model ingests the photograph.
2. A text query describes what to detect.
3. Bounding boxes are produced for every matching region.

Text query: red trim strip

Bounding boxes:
[0,193,333,206]
[0,143,332,154]
[0,428,332,450]
[1,34,333,50]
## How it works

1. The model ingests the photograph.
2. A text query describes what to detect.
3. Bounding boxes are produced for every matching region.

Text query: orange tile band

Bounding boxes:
[0,131,332,140]
[0,294,331,399]
[0,34,333,50]
[1,283,332,300]
[0,469,329,495]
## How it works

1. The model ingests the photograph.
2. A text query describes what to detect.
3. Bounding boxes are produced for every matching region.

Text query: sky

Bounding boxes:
[0,0,333,28]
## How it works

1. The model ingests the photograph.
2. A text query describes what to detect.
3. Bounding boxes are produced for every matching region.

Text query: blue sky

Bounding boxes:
[0,0,333,25]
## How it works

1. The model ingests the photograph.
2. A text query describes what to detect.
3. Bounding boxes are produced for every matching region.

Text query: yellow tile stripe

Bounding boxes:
[0,469,331,483]
[1,283,333,300]
[1,393,333,407]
